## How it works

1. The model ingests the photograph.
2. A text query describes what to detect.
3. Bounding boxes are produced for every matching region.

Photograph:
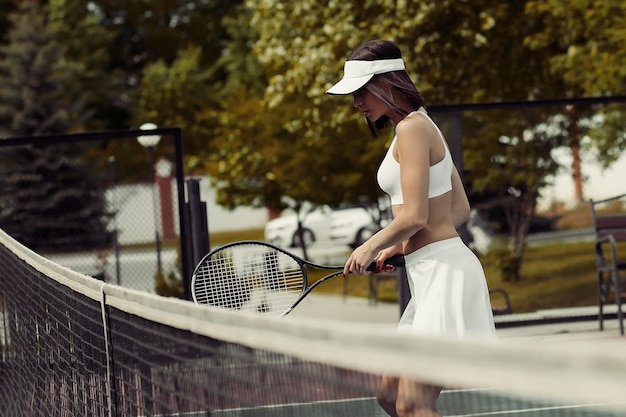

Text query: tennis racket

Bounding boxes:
[191,240,405,318]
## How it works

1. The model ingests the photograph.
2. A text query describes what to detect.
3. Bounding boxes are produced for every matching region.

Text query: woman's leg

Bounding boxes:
[377,375,400,417]
[395,378,442,417]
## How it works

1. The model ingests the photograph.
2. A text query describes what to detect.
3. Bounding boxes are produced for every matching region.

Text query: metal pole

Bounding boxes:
[186,178,210,267]
[108,156,121,285]
[171,129,193,301]
[147,147,163,276]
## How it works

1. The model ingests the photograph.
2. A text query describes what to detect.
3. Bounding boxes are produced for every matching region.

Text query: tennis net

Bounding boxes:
[0,227,625,417]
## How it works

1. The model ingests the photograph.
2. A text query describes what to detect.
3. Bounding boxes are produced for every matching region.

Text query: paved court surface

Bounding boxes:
[288,293,625,342]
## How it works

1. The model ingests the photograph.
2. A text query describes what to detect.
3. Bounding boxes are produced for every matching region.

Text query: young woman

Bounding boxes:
[327,39,496,417]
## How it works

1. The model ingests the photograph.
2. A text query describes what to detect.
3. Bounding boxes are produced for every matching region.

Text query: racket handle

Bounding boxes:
[365,254,405,272]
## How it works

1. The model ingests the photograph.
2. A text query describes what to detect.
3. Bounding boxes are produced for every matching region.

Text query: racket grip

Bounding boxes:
[365,254,405,272]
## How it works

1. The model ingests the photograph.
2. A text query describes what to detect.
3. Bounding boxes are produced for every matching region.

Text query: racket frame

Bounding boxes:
[190,240,404,317]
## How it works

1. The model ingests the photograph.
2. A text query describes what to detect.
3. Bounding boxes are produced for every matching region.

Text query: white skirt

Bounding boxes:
[397,237,496,338]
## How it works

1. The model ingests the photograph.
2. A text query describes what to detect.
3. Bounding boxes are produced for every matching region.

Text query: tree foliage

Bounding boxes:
[46,0,120,131]
[524,0,626,168]
[0,0,111,252]
[236,0,625,280]
[525,0,626,96]
[0,0,624,279]
[129,45,220,171]
[241,2,551,272]
[87,0,243,128]
[202,1,402,211]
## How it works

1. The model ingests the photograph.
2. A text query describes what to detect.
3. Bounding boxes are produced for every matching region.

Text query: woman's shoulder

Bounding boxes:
[395,111,439,142]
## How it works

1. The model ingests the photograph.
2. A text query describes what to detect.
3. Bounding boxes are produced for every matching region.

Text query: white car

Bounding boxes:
[329,208,380,248]
[264,205,382,249]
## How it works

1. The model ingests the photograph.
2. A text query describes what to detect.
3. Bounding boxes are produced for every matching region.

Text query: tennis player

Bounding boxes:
[327,39,496,417]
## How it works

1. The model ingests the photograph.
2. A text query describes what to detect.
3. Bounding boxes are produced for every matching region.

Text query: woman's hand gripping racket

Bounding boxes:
[191,240,404,318]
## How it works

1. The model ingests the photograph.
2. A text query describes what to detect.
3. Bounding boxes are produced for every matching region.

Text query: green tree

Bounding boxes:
[525,0,626,97]
[0,0,17,37]
[223,1,562,280]
[461,108,570,280]
[192,6,287,213]
[87,0,243,129]
[70,0,249,184]
[0,0,111,253]
[46,0,121,131]
[0,1,92,136]
[233,0,625,280]
[92,0,238,68]
[131,46,219,160]
[524,1,626,169]
[203,1,393,213]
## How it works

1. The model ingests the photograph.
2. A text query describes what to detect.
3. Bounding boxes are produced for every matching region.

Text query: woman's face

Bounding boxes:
[352,87,387,122]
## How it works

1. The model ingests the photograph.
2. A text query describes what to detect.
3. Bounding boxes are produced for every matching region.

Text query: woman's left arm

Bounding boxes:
[343,119,430,275]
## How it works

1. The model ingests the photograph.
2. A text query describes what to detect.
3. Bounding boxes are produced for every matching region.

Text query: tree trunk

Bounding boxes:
[501,191,537,281]
[567,106,584,202]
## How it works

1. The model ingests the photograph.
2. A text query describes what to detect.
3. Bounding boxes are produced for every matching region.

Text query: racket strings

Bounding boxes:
[193,246,305,315]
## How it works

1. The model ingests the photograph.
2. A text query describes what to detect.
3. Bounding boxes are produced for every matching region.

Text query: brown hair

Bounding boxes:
[348,40,424,137]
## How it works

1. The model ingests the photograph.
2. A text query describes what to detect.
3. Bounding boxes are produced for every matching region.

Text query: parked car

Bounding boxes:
[329,208,381,248]
[265,204,384,249]
[265,205,332,248]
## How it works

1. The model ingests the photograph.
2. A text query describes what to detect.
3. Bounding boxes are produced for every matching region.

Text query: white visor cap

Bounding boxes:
[326,58,405,95]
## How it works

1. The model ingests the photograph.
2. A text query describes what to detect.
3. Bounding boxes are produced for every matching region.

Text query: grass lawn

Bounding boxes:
[209,229,611,314]
[483,241,600,314]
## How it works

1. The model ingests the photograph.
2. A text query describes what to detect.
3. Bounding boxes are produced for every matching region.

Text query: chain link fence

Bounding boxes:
[0,128,199,299]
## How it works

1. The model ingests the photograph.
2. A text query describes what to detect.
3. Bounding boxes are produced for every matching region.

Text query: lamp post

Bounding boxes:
[155,157,175,240]
[137,122,163,276]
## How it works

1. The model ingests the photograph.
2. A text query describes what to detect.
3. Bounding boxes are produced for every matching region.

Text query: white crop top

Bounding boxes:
[377,110,453,205]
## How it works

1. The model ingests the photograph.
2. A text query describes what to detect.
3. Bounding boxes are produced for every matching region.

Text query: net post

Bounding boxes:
[185,178,210,271]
